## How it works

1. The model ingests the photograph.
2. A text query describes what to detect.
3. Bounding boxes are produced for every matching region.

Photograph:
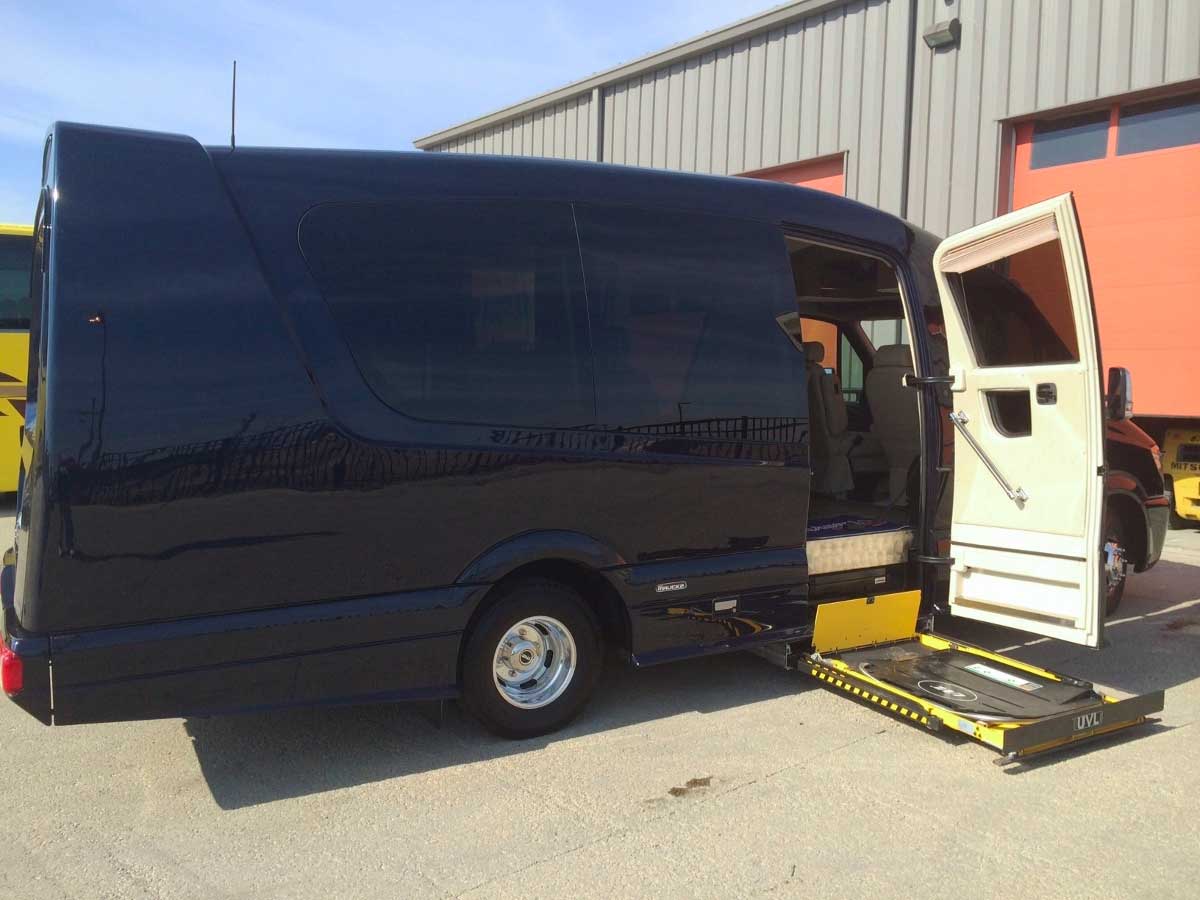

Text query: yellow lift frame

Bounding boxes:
[802,590,1164,764]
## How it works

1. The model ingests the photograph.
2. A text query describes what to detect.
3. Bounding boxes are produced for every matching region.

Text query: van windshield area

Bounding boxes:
[778,238,917,516]
[0,233,33,331]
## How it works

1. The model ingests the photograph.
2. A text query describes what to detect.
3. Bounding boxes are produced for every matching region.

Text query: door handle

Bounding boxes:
[1036,383,1057,405]
[948,410,1029,504]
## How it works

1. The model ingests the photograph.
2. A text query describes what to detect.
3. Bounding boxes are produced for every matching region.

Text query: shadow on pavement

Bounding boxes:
[936,558,1200,698]
[186,647,807,810]
[184,552,1200,806]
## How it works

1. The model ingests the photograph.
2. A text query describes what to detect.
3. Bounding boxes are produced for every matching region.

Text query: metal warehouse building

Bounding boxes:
[417,0,1200,419]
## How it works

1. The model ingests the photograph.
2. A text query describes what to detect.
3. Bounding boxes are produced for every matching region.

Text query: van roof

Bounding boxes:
[205,142,934,266]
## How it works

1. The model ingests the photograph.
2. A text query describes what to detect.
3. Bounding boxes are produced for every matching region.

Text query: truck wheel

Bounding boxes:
[461,579,603,739]
[1103,510,1129,617]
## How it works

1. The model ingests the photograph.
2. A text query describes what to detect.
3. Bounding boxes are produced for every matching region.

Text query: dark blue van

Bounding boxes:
[0,123,1164,741]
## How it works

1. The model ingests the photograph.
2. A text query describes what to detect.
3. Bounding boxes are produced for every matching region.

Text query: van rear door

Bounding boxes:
[933,194,1106,647]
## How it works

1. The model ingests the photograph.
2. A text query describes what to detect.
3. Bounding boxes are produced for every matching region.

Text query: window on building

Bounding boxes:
[1030,111,1109,169]
[950,238,1080,367]
[1118,94,1200,155]
[574,204,804,431]
[300,200,593,427]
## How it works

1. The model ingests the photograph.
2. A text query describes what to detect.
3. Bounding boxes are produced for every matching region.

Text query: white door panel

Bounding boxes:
[934,194,1105,647]
[951,523,1087,561]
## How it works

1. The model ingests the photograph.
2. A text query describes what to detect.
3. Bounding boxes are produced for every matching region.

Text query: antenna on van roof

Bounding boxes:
[230,60,237,149]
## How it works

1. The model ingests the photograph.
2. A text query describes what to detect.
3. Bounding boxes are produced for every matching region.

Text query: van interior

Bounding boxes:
[779,238,924,587]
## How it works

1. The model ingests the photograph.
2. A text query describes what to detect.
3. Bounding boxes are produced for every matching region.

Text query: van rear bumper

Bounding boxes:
[2,564,53,725]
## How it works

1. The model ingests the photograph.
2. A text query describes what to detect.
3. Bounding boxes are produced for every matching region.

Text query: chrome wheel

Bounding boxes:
[1104,537,1127,595]
[492,616,577,709]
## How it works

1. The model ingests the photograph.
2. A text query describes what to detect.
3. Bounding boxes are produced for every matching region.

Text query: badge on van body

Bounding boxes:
[656,581,688,594]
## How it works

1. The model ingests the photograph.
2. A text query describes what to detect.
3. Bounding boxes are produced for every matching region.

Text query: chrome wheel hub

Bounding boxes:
[1104,538,1127,593]
[492,616,576,709]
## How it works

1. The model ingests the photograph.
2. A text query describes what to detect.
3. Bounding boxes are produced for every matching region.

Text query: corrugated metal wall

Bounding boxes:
[909,0,1200,236]
[430,92,596,161]
[598,0,910,214]
[425,0,1200,236]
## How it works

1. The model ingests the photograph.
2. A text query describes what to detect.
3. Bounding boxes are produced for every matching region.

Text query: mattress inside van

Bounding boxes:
[806,515,912,575]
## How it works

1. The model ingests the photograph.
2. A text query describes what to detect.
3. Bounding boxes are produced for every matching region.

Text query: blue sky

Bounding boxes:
[0,0,773,221]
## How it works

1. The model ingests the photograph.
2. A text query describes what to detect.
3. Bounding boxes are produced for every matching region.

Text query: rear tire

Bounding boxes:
[1103,507,1129,617]
[461,579,603,739]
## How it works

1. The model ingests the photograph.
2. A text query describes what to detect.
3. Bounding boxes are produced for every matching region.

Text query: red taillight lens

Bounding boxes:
[1,646,23,696]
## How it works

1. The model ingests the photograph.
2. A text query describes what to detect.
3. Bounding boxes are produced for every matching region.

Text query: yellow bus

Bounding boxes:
[0,223,32,493]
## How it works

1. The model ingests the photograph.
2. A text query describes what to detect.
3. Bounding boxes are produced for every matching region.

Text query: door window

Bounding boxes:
[948,239,1079,367]
[300,200,593,427]
[574,205,804,433]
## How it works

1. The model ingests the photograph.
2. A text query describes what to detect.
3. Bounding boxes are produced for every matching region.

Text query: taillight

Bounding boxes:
[1,646,23,696]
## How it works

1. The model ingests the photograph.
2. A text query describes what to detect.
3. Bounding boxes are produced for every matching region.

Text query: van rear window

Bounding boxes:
[300,201,593,427]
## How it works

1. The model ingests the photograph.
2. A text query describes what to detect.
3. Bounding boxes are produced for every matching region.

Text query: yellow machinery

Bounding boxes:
[1164,427,1200,526]
[798,590,1163,765]
[0,223,32,493]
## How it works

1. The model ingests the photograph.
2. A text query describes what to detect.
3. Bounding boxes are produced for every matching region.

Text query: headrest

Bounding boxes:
[874,344,912,368]
[802,341,825,364]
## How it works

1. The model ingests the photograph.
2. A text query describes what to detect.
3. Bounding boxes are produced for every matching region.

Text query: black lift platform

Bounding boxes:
[793,590,1164,764]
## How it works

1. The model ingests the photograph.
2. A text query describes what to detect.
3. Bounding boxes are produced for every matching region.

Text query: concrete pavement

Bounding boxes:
[0,508,1197,899]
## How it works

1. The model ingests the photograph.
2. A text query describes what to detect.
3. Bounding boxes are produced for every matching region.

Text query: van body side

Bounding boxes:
[3,122,941,726]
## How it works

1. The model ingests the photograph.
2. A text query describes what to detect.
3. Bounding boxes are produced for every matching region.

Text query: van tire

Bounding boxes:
[461,579,603,739]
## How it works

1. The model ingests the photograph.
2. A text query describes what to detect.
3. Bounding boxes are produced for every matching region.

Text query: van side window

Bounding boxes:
[300,201,593,427]
[574,205,804,432]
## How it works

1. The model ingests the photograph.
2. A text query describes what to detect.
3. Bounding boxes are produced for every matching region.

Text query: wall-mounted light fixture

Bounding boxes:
[923,18,961,49]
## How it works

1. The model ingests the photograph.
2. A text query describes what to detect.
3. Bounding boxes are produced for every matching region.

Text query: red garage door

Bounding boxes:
[745,154,846,367]
[1012,93,1200,418]
[744,153,846,195]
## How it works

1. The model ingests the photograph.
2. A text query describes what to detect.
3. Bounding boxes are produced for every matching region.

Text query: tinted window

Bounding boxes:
[838,331,865,404]
[0,233,33,330]
[575,205,804,430]
[301,201,592,427]
[986,389,1032,437]
[951,239,1079,367]
[1030,112,1109,169]
[1118,94,1200,155]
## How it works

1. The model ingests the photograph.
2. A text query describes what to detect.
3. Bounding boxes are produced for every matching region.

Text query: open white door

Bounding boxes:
[933,194,1105,647]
